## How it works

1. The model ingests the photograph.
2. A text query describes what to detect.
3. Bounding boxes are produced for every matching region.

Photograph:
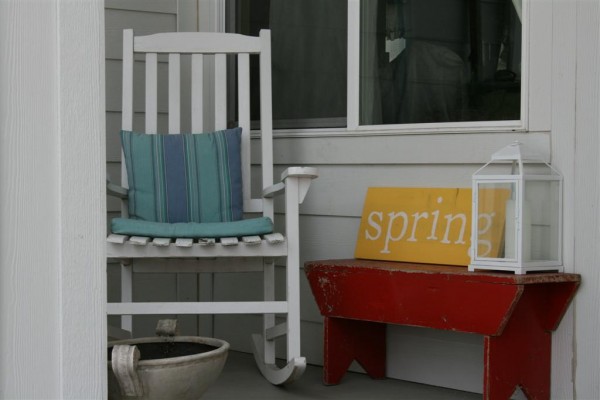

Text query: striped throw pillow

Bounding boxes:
[120,127,243,223]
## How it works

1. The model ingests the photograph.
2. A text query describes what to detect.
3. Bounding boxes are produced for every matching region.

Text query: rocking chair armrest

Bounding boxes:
[262,167,319,199]
[262,182,286,198]
[107,176,128,199]
[281,167,319,181]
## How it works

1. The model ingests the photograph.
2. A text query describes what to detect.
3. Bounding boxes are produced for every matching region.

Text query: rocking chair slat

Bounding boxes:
[175,238,194,247]
[134,32,262,54]
[107,241,288,259]
[220,237,239,246]
[121,29,134,131]
[129,236,151,246]
[108,234,129,244]
[242,235,262,245]
[214,54,227,130]
[108,301,287,315]
[145,53,158,134]
[152,238,171,247]
[191,54,203,132]
[238,53,252,209]
[264,233,285,244]
[265,322,288,341]
[168,53,180,133]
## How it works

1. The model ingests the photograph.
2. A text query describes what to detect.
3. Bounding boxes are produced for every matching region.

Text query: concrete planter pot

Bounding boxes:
[108,320,229,399]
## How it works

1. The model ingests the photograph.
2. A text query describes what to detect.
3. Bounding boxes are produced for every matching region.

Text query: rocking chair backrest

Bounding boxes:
[120,29,273,219]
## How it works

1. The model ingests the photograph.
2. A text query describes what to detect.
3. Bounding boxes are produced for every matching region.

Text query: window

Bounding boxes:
[227,0,524,131]
[359,0,521,126]
[228,0,347,129]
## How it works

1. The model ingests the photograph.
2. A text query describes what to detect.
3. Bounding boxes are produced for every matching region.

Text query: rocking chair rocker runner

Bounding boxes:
[106,29,317,385]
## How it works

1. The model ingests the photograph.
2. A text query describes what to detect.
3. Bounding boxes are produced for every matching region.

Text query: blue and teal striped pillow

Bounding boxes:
[120,127,243,224]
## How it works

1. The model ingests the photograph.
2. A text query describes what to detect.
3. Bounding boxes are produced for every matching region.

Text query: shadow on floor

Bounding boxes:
[203,351,480,400]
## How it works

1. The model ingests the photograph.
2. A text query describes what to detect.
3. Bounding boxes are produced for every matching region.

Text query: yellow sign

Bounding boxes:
[354,187,509,266]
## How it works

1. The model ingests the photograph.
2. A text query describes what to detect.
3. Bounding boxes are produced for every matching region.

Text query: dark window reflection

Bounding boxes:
[360,0,522,125]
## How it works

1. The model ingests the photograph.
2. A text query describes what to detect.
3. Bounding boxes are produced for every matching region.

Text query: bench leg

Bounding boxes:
[484,289,552,400]
[323,317,386,385]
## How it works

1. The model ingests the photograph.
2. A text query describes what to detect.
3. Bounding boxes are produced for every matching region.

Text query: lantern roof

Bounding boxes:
[491,141,546,163]
[473,141,560,177]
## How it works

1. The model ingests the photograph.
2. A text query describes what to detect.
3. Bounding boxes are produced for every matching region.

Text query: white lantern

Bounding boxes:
[468,142,563,274]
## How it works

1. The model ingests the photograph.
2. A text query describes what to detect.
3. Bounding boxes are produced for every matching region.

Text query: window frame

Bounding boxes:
[223,0,551,139]
[346,0,529,134]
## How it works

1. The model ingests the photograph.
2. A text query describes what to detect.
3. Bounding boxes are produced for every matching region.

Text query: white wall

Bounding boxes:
[0,1,106,398]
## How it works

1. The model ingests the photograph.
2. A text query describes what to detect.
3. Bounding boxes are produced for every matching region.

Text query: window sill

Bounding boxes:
[251,129,550,166]
[267,121,525,139]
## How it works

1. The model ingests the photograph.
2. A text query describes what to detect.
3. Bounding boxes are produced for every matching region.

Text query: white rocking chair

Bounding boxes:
[106,29,317,385]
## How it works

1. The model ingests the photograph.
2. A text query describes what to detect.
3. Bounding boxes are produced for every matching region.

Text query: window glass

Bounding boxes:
[229,0,523,130]
[360,0,522,125]
[228,0,348,129]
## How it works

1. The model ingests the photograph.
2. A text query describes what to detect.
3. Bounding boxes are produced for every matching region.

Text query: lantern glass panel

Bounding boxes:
[523,179,560,262]
[475,181,516,260]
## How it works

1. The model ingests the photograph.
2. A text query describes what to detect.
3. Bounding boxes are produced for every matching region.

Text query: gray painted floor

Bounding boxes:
[203,351,480,399]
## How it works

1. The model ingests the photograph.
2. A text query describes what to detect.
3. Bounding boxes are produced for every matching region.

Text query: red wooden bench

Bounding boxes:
[305,259,580,400]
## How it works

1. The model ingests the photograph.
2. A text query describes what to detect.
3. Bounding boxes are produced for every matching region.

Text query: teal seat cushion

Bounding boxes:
[111,217,273,239]
[120,128,243,224]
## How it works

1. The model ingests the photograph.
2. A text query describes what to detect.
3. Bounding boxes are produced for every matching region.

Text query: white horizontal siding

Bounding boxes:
[252,131,550,165]
[105,0,177,14]
[272,164,474,217]
[105,59,170,113]
[105,7,177,59]
[387,326,484,393]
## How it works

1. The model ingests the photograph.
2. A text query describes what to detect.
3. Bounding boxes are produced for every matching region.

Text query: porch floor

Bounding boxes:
[203,351,480,399]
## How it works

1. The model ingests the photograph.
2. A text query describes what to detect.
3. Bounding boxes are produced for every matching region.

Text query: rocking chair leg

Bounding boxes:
[250,177,307,385]
[285,177,302,361]
[252,257,307,385]
[252,333,307,385]
[120,262,133,332]
[263,259,276,364]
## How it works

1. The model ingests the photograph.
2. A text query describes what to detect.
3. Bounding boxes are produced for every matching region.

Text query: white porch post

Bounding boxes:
[0,1,106,398]
[57,1,106,398]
